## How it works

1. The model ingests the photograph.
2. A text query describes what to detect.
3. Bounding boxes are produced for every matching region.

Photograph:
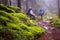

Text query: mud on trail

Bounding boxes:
[36,20,60,40]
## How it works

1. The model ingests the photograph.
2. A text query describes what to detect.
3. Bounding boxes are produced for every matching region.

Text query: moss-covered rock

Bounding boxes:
[8,6,21,13]
[0,6,45,40]
[0,4,15,13]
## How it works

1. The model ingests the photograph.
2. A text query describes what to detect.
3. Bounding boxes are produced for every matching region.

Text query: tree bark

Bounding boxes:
[58,0,60,18]
[18,0,21,9]
[26,0,28,12]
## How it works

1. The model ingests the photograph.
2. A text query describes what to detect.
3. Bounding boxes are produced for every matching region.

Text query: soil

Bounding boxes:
[36,20,60,40]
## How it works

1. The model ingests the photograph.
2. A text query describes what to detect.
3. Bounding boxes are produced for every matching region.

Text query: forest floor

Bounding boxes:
[36,20,60,40]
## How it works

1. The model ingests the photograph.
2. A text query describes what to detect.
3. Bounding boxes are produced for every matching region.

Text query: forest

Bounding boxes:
[0,0,60,40]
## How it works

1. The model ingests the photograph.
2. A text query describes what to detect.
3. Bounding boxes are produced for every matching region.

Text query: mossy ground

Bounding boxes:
[0,4,45,40]
[51,17,60,28]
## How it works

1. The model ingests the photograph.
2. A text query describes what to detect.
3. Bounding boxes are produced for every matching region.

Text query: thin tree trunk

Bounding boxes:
[58,0,60,18]
[26,0,28,12]
[8,0,11,6]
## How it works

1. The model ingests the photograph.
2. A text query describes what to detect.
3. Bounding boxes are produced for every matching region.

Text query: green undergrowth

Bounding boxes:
[0,4,15,13]
[0,10,45,40]
[8,6,21,13]
[51,17,60,28]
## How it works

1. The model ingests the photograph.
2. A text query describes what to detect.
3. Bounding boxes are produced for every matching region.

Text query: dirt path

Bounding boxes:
[36,20,60,40]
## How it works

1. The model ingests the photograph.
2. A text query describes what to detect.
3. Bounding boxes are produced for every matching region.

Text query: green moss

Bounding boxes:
[0,6,45,40]
[0,4,15,13]
[8,6,21,13]
[51,17,60,28]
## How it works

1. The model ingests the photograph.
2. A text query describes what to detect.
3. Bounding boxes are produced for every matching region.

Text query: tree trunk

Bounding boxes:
[58,0,60,18]
[26,0,28,12]
[18,0,21,9]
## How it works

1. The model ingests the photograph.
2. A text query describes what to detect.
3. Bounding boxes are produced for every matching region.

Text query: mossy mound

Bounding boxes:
[0,4,45,40]
[0,4,15,13]
[8,6,21,13]
[51,17,60,28]
[0,10,45,40]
